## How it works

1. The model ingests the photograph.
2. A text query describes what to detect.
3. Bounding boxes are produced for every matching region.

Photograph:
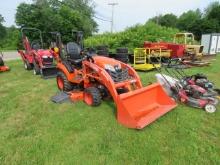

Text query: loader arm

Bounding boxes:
[83,60,177,129]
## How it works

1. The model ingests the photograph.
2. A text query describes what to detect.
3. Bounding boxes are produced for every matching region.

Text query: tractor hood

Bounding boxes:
[93,56,122,71]
[36,49,53,58]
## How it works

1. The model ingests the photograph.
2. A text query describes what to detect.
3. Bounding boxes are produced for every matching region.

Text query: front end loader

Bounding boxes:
[52,32,177,129]
[18,28,57,78]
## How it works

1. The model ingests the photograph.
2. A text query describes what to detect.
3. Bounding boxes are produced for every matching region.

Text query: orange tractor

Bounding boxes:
[52,32,177,129]
[0,51,10,72]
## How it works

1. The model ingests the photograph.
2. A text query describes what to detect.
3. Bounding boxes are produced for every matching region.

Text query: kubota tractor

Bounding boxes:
[18,28,57,78]
[0,51,9,72]
[53,32,177,129]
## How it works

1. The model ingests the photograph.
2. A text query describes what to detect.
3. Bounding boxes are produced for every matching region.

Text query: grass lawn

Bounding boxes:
[0,56,220,165]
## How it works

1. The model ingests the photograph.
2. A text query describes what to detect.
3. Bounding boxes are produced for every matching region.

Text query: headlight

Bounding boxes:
[104,64,122,72]
[42,55,48,58]
[104,64,115,72]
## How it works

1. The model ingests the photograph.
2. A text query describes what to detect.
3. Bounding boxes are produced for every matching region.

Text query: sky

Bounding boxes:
[0,0,219,33]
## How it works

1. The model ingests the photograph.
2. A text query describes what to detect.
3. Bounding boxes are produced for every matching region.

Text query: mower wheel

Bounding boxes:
[204,104,216,113]
[0,56,4,66]
[116,48,128,54]
[24,61,32,70]
[57,71,73,91]
[84,87,102,106]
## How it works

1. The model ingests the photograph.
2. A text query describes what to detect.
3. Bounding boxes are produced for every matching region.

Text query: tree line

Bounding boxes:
[0,0,97,49]
[149,1,220,40]
[0,0,220,50]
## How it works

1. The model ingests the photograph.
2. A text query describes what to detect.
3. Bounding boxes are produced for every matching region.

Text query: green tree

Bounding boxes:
[204,1,220,17]
[149,13,178,28]
[177,9,202,31]
[189,18,220,40]
[16,0,97,45]
[0,14,7,42]
[206,3,220,24]
[159,14,177,28]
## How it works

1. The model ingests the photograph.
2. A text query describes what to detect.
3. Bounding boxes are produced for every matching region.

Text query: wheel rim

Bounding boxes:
[205,104,216,113]
[84,93,93,105]
[57,76,64,90]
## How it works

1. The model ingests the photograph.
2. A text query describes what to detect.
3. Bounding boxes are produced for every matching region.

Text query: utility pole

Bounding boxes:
[108,2,118,33]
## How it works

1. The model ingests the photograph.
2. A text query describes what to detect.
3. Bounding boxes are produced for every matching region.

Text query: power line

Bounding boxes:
[93,16,111,22]
[95,11,111,20]
[108,3,118,33]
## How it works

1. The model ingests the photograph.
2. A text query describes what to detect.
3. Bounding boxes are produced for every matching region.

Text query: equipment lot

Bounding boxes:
[0,57,220,164]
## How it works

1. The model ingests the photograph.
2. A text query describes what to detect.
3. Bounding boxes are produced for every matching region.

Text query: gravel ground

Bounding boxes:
[1,51,21,61]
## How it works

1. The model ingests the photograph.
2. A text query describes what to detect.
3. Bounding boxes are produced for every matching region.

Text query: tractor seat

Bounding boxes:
[66,42,82,67]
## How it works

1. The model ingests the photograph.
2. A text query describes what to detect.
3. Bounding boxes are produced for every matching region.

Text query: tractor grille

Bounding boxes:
[107,68,130,83]
[42,57,53,64]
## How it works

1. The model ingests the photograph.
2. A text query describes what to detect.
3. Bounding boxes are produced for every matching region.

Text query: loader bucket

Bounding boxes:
[41,66,57,79]
[116,83,177,129]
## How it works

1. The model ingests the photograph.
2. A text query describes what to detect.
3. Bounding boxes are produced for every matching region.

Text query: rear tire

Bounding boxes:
[56,71,73,92]
[116,48,128,54]
[96,45,108,51]
[84,87,102,106]
[0,56,4,66]
[115,58,129,63]
[97,50,109,57]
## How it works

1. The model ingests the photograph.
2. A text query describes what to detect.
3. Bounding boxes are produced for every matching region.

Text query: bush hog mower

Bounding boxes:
[18,28,57,78]
[51,32,177,129]
[155,59,218,113]
[0,51,10,72]
[142,33,210,67]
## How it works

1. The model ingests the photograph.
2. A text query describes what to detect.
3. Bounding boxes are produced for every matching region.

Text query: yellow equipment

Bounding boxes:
[174,33,204,60]
[133,48,161,71]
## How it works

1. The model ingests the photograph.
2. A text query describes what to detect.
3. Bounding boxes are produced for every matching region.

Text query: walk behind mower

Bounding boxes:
[0,51,10,72]
[155,59,218,113]
[18,28,57,78]
[51,31,177,129]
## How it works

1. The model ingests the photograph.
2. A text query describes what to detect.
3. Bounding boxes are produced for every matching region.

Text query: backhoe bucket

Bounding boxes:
[41,65,57,79]
[116,83,177,129]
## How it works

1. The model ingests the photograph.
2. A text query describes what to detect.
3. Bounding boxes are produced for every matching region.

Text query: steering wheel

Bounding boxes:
[31,40,41,50]
[84,52,95,63]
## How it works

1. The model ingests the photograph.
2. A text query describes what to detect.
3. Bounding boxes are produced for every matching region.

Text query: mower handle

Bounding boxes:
[167,58,182,67]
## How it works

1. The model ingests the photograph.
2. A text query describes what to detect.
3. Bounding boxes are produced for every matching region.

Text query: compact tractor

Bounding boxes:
[18,28,57,78]
[0,51,10,72]
[52,31,177,129]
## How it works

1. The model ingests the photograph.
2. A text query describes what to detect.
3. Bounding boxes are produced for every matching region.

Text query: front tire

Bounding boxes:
[84,87,102,106]
[24,60,32,70]
[33,63,40,75]
[56,71,73,92]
